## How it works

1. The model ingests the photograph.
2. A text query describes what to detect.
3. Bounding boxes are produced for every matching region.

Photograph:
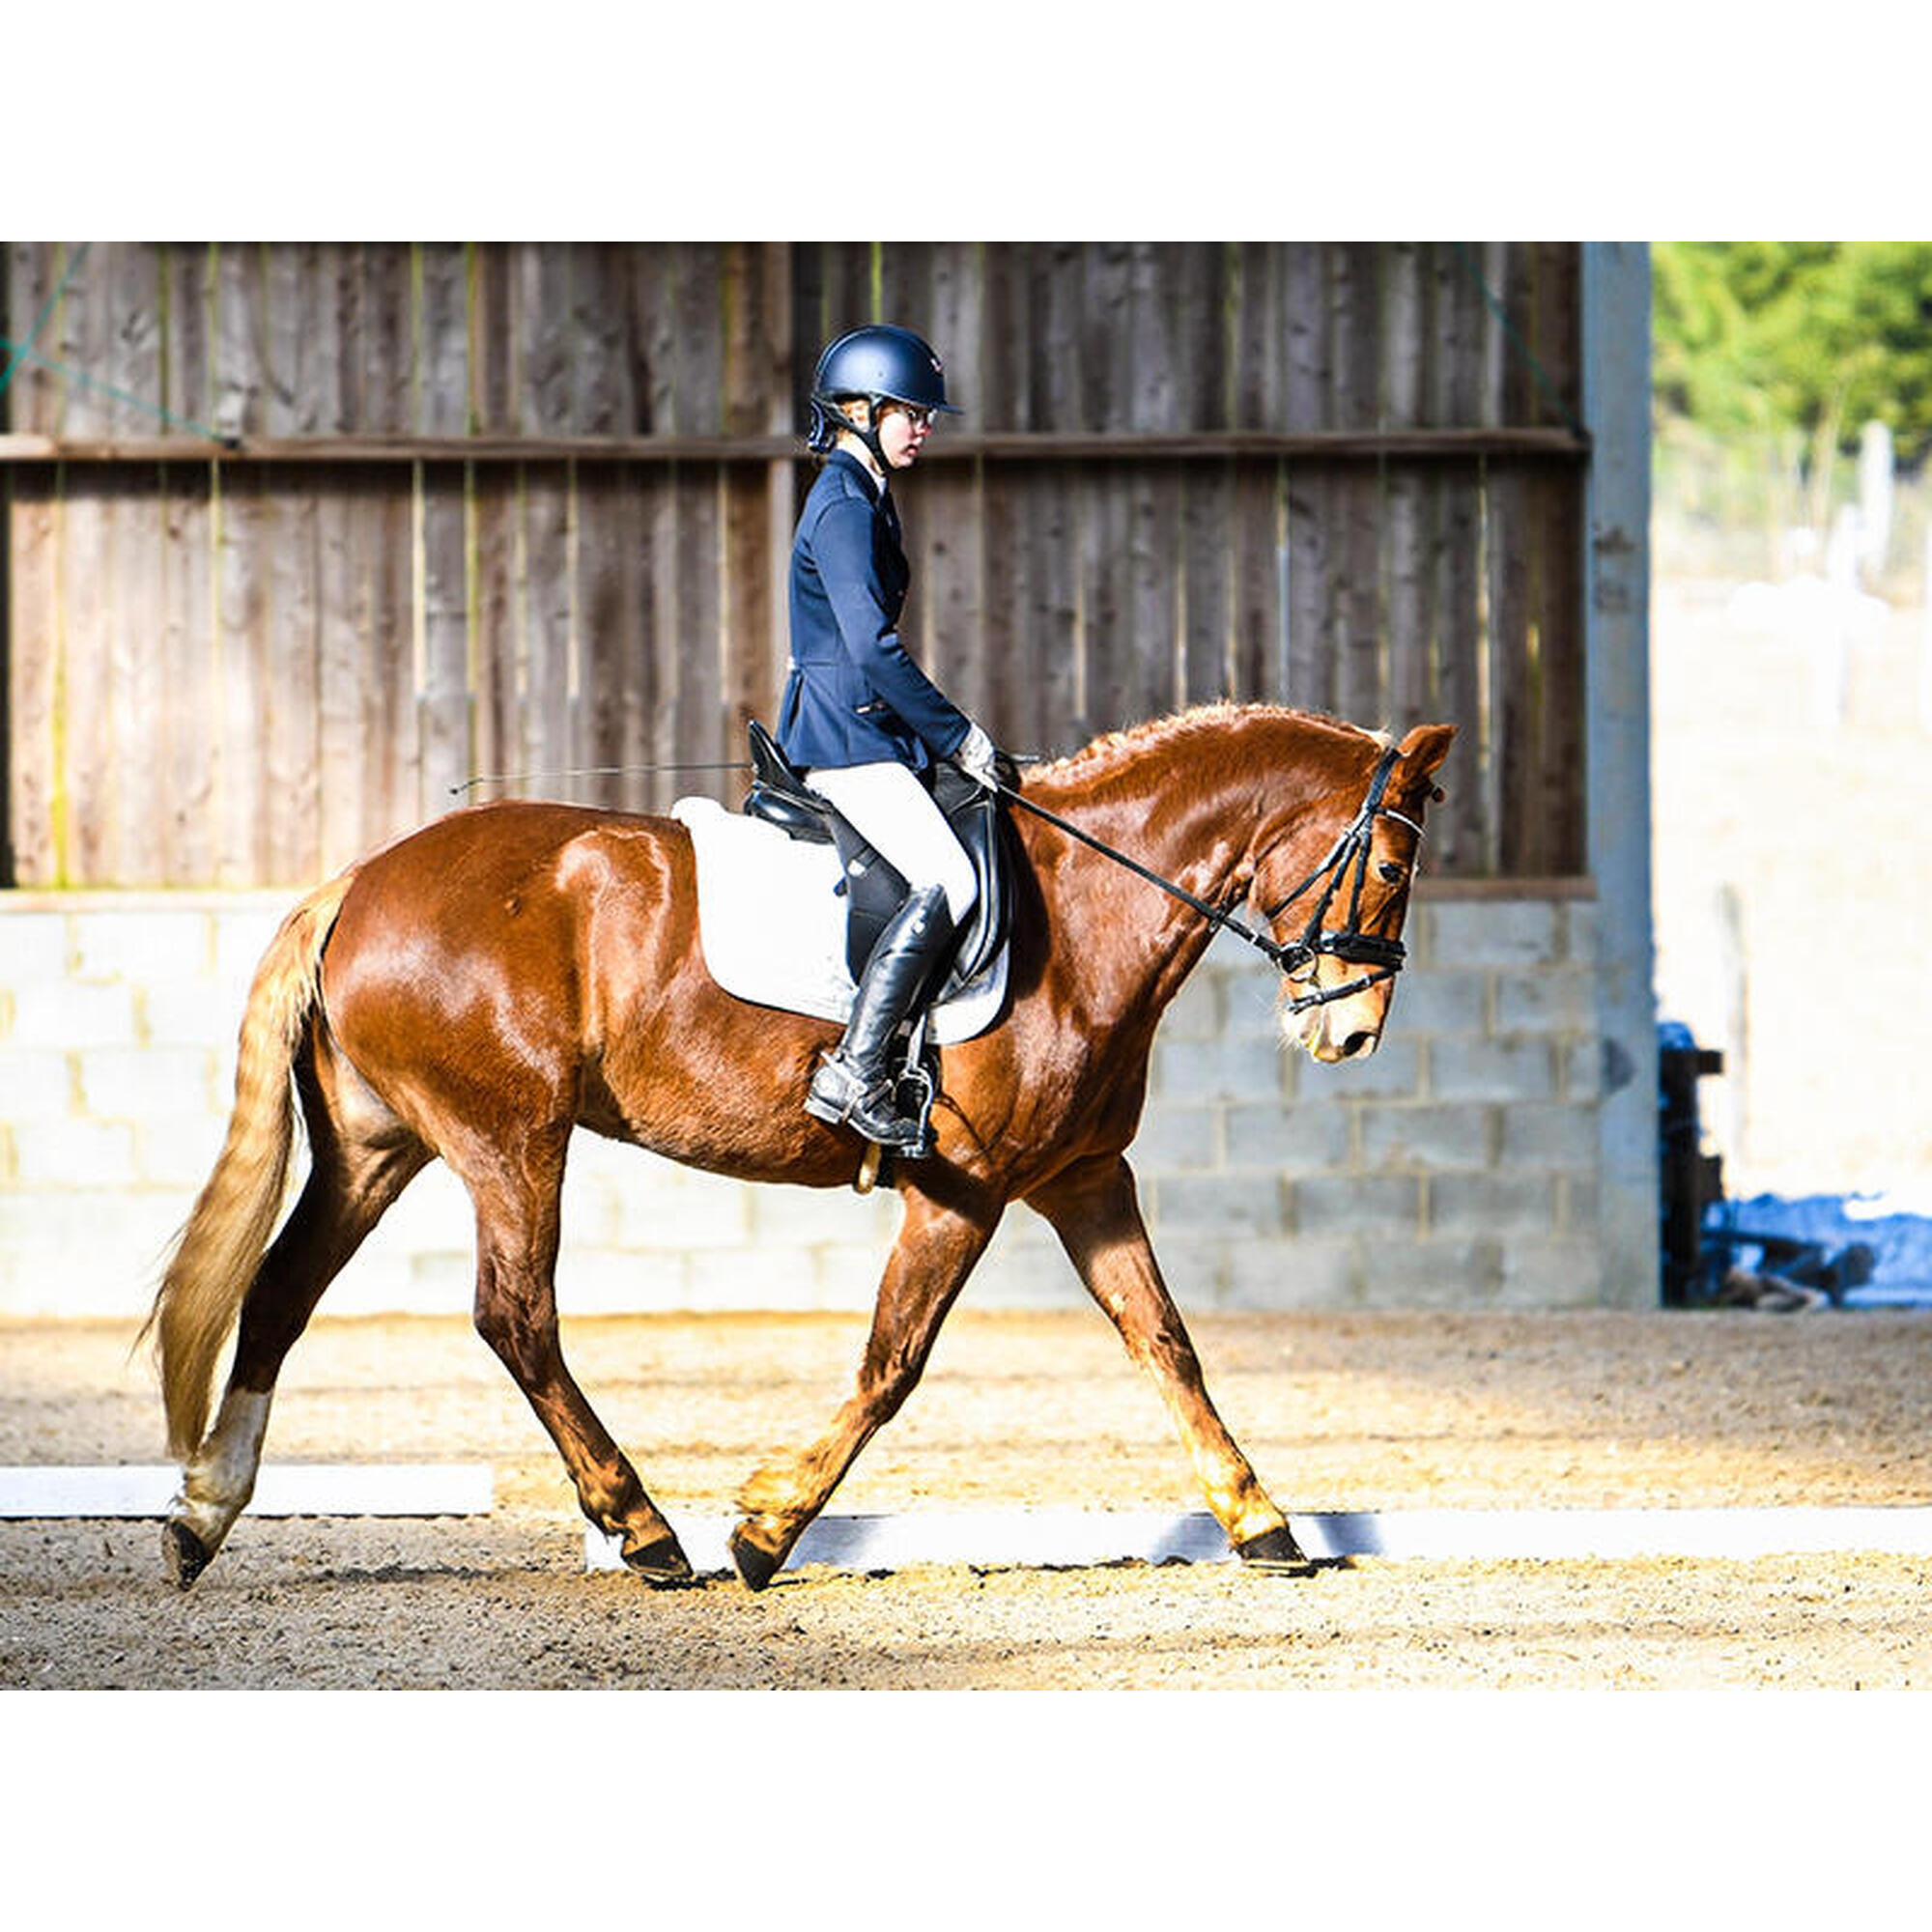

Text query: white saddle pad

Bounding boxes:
[670,797,1009,1044]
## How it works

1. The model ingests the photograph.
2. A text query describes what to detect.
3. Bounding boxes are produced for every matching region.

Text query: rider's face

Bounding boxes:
[877,400,934,469]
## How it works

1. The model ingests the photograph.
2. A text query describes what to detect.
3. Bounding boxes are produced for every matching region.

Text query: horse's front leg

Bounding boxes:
[1028,1153,1309,1571]
[729,1179,1000,1590]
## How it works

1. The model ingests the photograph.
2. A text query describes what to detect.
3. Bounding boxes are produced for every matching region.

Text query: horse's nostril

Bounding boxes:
[1342,1031,1374,1059]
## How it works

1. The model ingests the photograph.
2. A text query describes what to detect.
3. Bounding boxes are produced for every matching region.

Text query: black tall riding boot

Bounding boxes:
[806,884,955,1155]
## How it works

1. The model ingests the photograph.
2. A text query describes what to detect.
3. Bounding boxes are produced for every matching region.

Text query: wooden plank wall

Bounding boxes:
[3,242,1584,887]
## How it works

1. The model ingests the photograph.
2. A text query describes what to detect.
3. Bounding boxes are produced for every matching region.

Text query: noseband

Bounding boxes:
[993,740,1423,1013]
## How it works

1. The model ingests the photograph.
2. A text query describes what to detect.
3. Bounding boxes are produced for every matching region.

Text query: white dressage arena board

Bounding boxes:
[584,1505,1932,1576]
[0,1464,495,1518]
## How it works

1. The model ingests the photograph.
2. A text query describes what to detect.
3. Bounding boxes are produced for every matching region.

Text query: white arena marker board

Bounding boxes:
[0,1464,494,1519]
[585,1506,1932,1577]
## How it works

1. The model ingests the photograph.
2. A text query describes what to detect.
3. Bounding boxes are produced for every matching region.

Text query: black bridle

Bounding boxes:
[994,741,1423,1013]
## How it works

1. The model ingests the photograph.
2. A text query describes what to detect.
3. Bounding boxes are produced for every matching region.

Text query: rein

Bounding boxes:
[995,741,1421,1013]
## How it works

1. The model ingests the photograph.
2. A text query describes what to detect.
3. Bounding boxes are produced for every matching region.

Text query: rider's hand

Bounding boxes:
[954,722,1004,790]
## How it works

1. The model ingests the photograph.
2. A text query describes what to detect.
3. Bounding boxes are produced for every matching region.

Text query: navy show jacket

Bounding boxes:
[776,450,972,773]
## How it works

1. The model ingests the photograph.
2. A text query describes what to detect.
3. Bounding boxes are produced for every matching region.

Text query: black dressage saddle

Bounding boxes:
[742,719,1013,999]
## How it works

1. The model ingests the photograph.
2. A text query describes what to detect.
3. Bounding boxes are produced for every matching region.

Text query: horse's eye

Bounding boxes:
[1378,862,1404,884]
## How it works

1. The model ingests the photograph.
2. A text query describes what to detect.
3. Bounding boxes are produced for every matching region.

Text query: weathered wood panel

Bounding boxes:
[4,241,1589,885]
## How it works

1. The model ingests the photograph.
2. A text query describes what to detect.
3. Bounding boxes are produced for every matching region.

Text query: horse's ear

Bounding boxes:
[1397,723,1456,794]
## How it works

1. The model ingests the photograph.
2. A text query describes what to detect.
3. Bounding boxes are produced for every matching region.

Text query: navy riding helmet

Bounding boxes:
[807,324,961,456]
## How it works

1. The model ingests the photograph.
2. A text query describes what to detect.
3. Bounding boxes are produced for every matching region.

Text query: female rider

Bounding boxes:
[777,324,1003,1156]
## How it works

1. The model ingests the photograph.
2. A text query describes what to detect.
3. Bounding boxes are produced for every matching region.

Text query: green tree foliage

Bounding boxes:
[1654,242,1932,469]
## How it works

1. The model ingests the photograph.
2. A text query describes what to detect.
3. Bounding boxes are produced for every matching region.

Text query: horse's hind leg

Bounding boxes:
[165,1057,429,1585]
[729,1180,998,1589]
[461,1129,696,1588]
[1028,1153,1309,1572]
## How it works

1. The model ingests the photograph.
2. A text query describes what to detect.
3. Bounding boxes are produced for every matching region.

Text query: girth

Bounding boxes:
[742,720,1013,997]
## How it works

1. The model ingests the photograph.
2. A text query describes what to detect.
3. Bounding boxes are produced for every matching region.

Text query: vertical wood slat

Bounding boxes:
[59,245,115,884]
[4,480,57,886]
[363,246,416,851]
[466,244,518,818]
[718,242,780,798]
[669,245,724,807]
[417,243,472,817]
[1424,243,1487,874]
[315,247,370,871]
[1382,242,1431,737]
[209,245,267,884]
[1280,244,1326,711]
[575,243,631,812]
[156,247,216,885]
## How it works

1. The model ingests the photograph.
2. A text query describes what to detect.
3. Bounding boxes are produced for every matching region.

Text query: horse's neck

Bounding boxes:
[1025,715,1358,1014]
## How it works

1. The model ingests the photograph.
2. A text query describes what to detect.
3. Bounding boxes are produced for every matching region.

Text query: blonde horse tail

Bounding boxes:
[143,870,356,1461]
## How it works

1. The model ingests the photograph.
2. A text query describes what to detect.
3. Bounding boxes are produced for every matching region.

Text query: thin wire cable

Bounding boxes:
[0,241,92,407]
[1452,242,1589,440]
[0,334,234,444]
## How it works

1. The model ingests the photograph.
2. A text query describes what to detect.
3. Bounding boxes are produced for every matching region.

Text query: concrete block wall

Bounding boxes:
[0,888,1613,1320]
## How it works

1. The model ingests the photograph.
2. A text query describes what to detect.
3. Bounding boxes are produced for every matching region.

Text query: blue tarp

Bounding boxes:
[1709,1193,1932,1308]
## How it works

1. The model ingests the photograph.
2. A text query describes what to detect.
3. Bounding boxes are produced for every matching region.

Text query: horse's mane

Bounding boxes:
[1029,701,1387,788]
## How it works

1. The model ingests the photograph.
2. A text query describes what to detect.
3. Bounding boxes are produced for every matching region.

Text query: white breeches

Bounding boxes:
[803,760,980,927]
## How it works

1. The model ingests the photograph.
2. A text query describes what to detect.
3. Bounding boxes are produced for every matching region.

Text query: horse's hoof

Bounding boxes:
[622,1531,697,1590]
[728,1524,782,1593]
[162,1520,213,1590]
[1235,1523,1315,1575]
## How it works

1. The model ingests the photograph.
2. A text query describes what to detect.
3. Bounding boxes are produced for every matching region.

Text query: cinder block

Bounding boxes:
[1359,1102,1496,1173]
[1563,899,1600,964]
[1222,1236,1359,1309]
[1293,1173,1424,1238]
[0,1188,190,1317]
[1150,1172,1288,1239]
[72,911,211,984]
[13,1118,140,1187]
[810,1241,901,1308]
[1425,899,1560,968]
[141,981,240,1050]
[327,1249,455,1318]
[1429,1172,1559,1236]
[972,1239,1085,1309]
[686,1245,825,1311]
[555,1248,692,1315]
[1561,1037,1604,1101]
[1220,1100,1351,1173]
[1500,1103,1599,1172]
[1129,1103,1224,1172]
[605,1157,752,1250]
[1309,1037,1421,1099]
[1218,975,1286,1045]
[212,906,292,986]
[1558,1177,1600,1232]
[79,1046,218,1120]
[1494,971,1596,1035]
[134,1115,227,1188]
[748,1180,901,1248]
[1498,1237,1606,1307]
[1152,1036,1289,1104]
[6,981,139,1050]
[1356,1236,1505,1307]
[1390,967,1489,1036]
[1158,968,1223,1040]
[0,1049,76,1122]
[0,913,73,980]
[1430,1037,1555,1102]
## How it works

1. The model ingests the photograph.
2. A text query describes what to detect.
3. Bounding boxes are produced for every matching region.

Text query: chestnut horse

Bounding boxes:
[148,703,1453,1591]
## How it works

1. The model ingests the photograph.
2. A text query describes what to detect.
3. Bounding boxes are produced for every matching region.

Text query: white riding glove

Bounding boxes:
[954,722,1002,790]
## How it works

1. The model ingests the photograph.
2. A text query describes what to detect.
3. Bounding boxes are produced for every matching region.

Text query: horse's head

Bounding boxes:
[1253,722,1456,1065]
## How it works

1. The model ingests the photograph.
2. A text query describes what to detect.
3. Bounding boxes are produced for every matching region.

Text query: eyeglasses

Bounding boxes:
[889,402,937,430]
